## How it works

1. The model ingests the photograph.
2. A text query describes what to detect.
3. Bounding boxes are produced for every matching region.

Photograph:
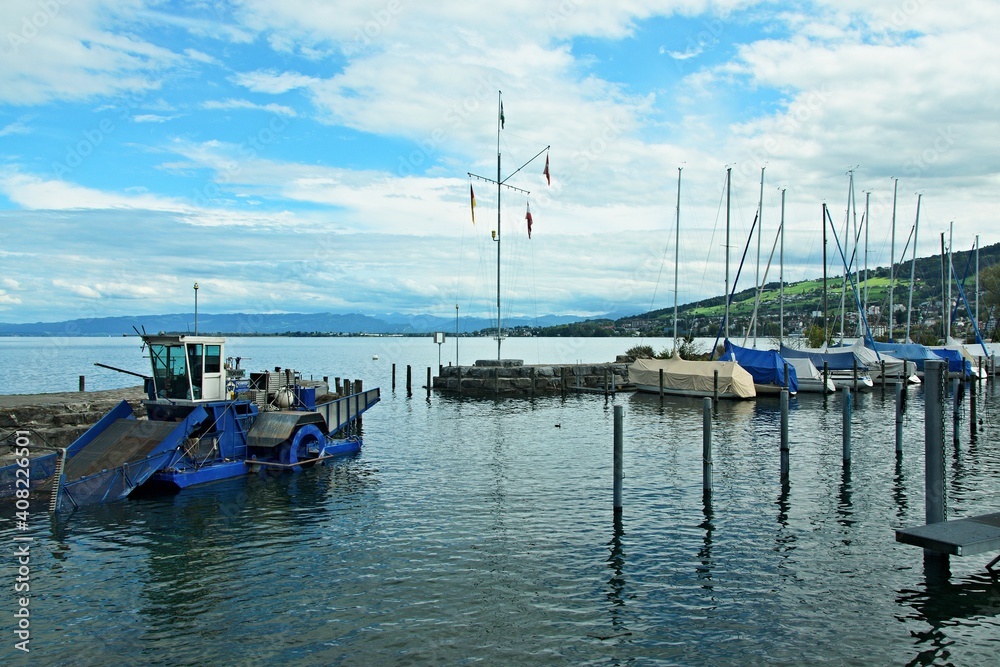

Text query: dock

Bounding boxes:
[432,359,630,397]
[895,513,1000,572]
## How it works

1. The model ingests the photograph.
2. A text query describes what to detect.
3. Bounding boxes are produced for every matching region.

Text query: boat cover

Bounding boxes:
[929,348,973,376]
[868,341,941,372]
[722,340,798,393]
[629,356,756,399]
[780,342,910,378]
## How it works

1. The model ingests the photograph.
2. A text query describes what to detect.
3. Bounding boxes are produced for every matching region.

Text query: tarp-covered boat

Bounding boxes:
[722,340,798,394]
[629,356,756,399]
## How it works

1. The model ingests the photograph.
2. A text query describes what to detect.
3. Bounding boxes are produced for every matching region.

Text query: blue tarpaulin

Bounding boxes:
[723,340,798,393]
[869,342,941,372]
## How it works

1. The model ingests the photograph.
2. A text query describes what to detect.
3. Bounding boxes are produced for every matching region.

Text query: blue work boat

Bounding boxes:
[0,334,379,511]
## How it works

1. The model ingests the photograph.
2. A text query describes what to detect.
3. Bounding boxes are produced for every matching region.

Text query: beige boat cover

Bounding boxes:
[628,356,756,398]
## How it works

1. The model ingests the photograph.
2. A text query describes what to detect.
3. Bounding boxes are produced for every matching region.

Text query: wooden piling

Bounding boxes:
[78,375,85,392]
[427,367,431,398]
[713,369,719,406]
[406,365,412,395]
[780,389,789,479]
[842,386,852,464]
[895,381,904,455]
[702,397,713,493]
[613,405,623,515]
[658,368,664,400]
[391,364,396,391]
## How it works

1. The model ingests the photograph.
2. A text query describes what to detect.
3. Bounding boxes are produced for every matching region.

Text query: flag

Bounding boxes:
[525,203,533,239]
[543,153,550,185]
[470,184,476,224]
[500,102,505,129]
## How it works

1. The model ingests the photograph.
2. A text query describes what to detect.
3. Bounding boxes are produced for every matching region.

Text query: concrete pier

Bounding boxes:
[0,386,146,450]
[432,359,630,397]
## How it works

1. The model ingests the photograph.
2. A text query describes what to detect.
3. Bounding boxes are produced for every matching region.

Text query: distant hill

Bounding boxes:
[0,311,586,337]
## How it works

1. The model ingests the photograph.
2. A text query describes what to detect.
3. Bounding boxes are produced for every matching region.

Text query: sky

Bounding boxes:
[1,0,998,326]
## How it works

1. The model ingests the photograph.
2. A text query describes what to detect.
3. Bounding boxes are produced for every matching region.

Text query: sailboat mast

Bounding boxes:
[889,178,897,341]
[725,167,731,341]
[822,203,829,346]
[863,191,870,325]
[673,167,682,355]
[779,188,785,344]
[976,234,980,331]
[754,166,764,346]
[947,220,954,340]
[905,194,921,342]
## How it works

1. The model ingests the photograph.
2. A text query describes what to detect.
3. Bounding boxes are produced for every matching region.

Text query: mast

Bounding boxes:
[725,167,731,341]
[976,234,980,333]
[779,187,785,344]
[940,233,947,341]
[863,190,870,327]
[467,91,549,362]
[822,203,828,346]
[754,166,764,346]
[948,220,954,340]
[673,167,682,355]
[840,171,854,343]
[889,178,897,341]
[495,91,502,360]
[905,194,921,342]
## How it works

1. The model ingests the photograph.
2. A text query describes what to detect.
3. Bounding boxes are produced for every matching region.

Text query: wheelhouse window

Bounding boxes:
[149,343,191,399]
[205,345,221,374]
[187,344,204,399]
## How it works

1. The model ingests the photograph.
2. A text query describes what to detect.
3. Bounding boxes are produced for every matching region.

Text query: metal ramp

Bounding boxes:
[53,406,207,512]
[315,388,380,434]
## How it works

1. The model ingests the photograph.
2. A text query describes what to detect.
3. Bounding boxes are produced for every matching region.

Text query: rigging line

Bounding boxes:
[700,172,729,292]
[742,221,783,348]
[709,210,759,359]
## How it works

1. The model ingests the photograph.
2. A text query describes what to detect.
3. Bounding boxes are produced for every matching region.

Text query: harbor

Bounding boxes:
[2,335,1000,665]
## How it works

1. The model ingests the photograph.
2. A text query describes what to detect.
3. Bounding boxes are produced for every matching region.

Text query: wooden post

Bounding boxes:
[852,358,858,392]
[426,367,431,398]
[881,360,886,391]
[895,381,904,456]
[613,405,623,515]
[658,368,664,400]
[780,389,789,480]
[391,364,396,392]
[713,369,719,405]
[702,397,713,493]
[406,365,412,395]
[530,366,536,398]
[842,386,852,464]
[457,365,462,395]
[823,361,829,396]
[78,375,85,392]
[970,374,977,438]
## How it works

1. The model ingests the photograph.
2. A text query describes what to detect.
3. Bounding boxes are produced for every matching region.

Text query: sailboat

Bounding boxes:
[467,92,550,361]
[630,167,756,400]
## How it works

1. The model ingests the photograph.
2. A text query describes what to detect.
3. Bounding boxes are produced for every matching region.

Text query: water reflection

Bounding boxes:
[604,514,630,640]
[897,572,1000,666]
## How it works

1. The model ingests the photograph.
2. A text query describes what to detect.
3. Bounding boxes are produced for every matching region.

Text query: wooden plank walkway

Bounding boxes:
[896,511,1000,572]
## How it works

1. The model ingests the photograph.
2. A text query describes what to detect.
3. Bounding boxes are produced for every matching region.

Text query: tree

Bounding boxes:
[980,262,1000,340]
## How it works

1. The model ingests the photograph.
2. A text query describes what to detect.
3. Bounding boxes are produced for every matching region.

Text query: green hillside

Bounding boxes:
[536,242,1000,342]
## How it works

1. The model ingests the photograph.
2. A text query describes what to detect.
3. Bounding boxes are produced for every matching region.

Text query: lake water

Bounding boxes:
[2,336,1000,665]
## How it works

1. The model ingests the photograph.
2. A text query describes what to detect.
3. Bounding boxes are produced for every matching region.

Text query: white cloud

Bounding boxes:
[202,99,297,117]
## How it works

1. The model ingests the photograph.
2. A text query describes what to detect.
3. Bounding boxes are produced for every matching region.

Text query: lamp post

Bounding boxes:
[194,282,199,334]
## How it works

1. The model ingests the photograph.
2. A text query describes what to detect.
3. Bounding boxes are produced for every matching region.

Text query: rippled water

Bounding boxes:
[3,337,1000,665]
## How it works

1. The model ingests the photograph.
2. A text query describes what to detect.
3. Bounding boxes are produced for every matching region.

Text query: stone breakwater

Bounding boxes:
[432,358,631,397]
[0,386,146,452]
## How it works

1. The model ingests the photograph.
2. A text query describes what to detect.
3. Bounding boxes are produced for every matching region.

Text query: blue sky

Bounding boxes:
[1,0,998,325]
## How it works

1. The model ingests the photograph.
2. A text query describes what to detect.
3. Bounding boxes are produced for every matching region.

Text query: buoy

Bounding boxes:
[373,354,379,360]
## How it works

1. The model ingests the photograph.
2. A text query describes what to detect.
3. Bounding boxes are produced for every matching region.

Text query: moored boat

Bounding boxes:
[628,355,756,399]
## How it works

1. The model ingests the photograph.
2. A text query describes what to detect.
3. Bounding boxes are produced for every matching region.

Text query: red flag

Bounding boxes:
[470,184,476,224]
[525,203,533,239]
[543,153,550,185]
